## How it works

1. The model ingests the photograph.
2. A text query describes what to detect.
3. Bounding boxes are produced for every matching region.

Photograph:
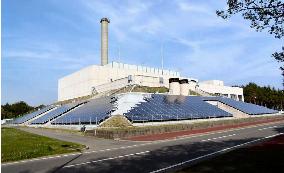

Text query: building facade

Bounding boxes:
[58,62,180,101]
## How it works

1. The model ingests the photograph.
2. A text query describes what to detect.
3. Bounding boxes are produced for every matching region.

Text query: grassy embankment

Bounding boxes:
[89,115,284,139]
[1,128,85,162]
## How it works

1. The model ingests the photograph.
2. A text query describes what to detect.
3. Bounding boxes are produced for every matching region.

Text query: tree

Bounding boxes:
[217,0,284,87]
[242,83,284,110]
[1,101,43,119]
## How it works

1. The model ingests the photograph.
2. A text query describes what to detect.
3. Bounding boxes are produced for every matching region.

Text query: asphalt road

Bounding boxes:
[2,121,284,173]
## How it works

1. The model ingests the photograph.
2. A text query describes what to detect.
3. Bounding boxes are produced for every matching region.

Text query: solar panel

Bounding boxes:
[13,105,56,124]
[203,97,278,115]
[30,101,87,124]
[51,96,116,125]
[124,94,232,122]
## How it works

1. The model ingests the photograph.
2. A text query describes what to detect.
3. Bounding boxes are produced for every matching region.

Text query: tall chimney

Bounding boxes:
[100,18,110,66]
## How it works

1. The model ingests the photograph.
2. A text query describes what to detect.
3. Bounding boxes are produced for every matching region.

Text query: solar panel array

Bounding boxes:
[31,101,86,124]
[51,96,116,125]
[12,94,279,126]
[124,95,232,122]
[13,105,56,124]
[203,97,278,115]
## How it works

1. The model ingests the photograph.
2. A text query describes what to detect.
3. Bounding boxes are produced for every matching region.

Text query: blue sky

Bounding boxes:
[2,0,283,106]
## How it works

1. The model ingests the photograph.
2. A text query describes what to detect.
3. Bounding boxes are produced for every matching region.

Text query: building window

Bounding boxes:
[223,94,229,97]
[128,75,133,83]
[159,77,164,84]
[238,95,243,101]
[230,94,237,100]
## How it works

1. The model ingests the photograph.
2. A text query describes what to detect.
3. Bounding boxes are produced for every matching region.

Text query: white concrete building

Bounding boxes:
[58,64,244,101]
[58,62,180,101]
[198,80,244,101]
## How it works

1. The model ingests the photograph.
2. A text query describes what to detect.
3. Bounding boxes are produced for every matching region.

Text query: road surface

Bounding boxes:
[2,121,284,173]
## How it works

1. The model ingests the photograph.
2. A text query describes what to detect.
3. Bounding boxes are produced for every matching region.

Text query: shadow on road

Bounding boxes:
[52,138,259,173]
[4,126,284,173]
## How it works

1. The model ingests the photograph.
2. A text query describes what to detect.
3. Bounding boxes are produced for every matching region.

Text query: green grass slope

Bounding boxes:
[1,128,84,162]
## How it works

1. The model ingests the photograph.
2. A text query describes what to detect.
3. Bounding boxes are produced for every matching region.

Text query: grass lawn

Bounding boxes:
[176,134,284,173]
[1,127,85,162]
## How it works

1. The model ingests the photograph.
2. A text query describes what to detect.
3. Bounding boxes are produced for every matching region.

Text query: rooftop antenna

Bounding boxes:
[161,42,164,75]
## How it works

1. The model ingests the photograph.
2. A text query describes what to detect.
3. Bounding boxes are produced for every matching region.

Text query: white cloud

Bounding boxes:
[178,1,214,15]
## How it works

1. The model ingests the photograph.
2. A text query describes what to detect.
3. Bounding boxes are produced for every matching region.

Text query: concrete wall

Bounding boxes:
[200,80,224,86]
[58,62,180,101]
[199,81,243,101]
[206,101,249,118]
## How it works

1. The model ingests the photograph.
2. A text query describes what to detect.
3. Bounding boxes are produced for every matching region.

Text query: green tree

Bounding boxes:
[217,0,284,86]
[1,101,43,119]
[242,83,284,110]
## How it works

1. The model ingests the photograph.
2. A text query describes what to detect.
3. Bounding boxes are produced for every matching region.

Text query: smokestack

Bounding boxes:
[100,18,110,66]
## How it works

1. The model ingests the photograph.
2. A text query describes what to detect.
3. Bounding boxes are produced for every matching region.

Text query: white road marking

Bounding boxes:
[201,134,236,142]
[2,121,283,166]
[258,126,277,131]
[1,153,81,166]
[149,133,284,173]
[63,151,150,168]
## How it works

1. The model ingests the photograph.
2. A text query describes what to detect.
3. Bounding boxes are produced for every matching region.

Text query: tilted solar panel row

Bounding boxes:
[124,94,232,122]
[13,105,56,124]
[203,97,278,115]
[31,101,87,124]
[51,96,117,125]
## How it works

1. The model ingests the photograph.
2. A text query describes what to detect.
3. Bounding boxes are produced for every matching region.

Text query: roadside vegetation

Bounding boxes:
[1,101,45,119]
[242,83,284,110]
[1,128,84,162]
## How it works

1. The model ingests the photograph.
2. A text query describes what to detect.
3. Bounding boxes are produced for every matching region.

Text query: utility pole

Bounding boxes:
[118,45,121,62]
